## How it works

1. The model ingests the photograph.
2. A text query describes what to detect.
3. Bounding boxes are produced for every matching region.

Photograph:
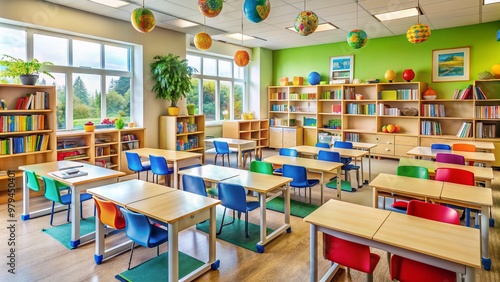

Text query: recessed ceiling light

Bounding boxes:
[287,23,338,33]
[165,19,199,28]
[484,0,500,4]
[89,0,129,8]
[373,7,421,22]
[226,33,257,41]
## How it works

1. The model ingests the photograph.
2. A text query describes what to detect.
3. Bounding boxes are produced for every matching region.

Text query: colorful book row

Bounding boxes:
[420,121,441,136]
[421,104,446,117]
[321,90,342,100]
[456,122,473,138]
[289,93,316,100]
[14,91,49,110]
[476,122,497,138]
[346,103,376,115]
[0,115,46,132]
[475,106,499,119]
[0,134,50,155]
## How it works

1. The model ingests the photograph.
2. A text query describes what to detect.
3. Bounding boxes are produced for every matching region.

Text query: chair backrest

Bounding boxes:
[435,167,474,186]
[217,182,248,213]
[149,155,171,175]
[249,160,273,175]
[435,153,465,165]
[317,150,341,163]
[334,141,353,149]
[452,143,476,152]
[396,166,429,179]
[182,174,207,196]
[323,234,373,273]
[25,170,41,192]
[315,142,330,148]
[125,151,144,171]
[282,164,308,186]
[93,196,126,229]
[407,200,460,225]
[213,140,230,154]
[431,143,451,150]
[279,148,298,157]
[120,207,153,247]
[42,176,66,204]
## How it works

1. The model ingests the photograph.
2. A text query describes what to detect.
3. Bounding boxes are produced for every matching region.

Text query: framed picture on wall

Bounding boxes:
[329,55,354,84]
[432,47,470,82]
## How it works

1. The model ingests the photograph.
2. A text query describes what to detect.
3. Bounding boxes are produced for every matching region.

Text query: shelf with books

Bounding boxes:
[159,115,205,155]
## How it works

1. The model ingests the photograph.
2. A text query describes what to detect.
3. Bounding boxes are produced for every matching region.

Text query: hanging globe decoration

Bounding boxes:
[131,7,156,33]
[347,29,368,49]
[243,0,271,23]
[234,50,250,67]
[406,23,431,44]
[194,32,212,51]
[198,0,223,18]
[294,11,318,36]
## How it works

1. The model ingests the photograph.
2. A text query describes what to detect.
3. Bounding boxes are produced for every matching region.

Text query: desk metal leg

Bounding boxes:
[372,188,379,209]
[334,168,342,201]
[367,149,372,183]
[168,222,179,282]
[464,266,475,282]
[70,185,81,248]
[173,162,179,189]
[21,172,30,220]
[310,224,318,282]
[320,172,325,204]
[481,206,491,270]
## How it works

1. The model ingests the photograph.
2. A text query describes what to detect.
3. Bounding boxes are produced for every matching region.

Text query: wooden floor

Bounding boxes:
[2,149,499,281]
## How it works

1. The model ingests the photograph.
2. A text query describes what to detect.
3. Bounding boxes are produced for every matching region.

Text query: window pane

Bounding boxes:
[218,60,231,78]
[202,79,216,121]
[105,45,129,71]
[234,63,244,79]
[39,73,67,130]
[202,58,216,76]
[34,34,68,66]
[73,74,101,129]
[234,82,244,120]
[220,81,230,120]
[187,78,200,114]
[73,40,100,68]
[0,27,26,60]
[187,54,201,74]
[106,76,130,122]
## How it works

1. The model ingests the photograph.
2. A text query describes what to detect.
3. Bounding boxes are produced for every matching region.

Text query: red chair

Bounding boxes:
[390,200,459,282]
[323,234,380,282]
[452,143,476,166]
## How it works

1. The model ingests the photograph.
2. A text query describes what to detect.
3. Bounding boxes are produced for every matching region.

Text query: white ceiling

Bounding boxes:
[44,0,500,50]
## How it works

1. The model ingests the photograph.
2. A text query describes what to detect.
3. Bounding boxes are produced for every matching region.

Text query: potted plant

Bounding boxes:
[0,54,54,85]
[150,54,197,116]
[186,103,196,115]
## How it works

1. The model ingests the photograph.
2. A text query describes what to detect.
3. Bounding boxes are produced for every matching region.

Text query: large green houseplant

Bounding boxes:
[150,54,196,116]
[0,54,54,85]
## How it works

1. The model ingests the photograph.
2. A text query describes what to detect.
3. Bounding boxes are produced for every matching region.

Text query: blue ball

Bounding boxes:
[308,71,321,85]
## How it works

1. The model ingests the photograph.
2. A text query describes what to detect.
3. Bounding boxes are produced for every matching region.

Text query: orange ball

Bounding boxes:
[234,50,249,67]
[491,64,500,79]
[194,32,212,51]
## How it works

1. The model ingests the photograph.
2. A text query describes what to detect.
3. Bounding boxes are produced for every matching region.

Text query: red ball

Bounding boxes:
[402,69,415,82]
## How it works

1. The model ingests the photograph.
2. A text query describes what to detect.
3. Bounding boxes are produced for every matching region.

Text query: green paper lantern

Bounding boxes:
[131,7,156,33]
[347,29,368,49]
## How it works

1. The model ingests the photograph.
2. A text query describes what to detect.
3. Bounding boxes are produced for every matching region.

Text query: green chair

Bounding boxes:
[249,160,273,175]
[25,170,42,192]
[391,166,429,210]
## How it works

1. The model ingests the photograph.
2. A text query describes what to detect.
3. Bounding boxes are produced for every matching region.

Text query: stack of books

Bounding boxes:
[456,122,473,138]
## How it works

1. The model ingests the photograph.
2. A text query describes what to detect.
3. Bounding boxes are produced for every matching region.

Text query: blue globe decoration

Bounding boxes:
[308,72,321,85]
[243,0,271,23]
[294,11,318,36]
[347,29,368,49]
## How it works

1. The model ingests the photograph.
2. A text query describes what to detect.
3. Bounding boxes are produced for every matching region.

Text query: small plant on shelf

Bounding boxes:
[186,103,196,115]
[0,54,54,85]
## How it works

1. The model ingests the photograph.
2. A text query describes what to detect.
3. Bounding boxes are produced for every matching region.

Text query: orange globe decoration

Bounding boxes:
[198,0,223,18]
[194,32,212,51]
[131,7,156,33]
[491,64,500,79]
[234,50,250,67]
[406,23,431,43]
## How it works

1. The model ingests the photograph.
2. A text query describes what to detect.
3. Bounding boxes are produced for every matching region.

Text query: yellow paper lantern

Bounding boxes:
[194,32,212,51]
[234,50,249,67]
[131,7,156,33]
[406,23,431,44]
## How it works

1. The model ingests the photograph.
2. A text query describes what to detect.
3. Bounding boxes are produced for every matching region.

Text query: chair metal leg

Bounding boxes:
[309,187,312,204]
[217,207,227,235]
[214,154,218,165]
[128,242,136,270]
[245,211,249,238]
[50,201,55,226]
[157,245,160,256]
[137,172,140,179]
[146,171,149,182]
[367,273,373,282]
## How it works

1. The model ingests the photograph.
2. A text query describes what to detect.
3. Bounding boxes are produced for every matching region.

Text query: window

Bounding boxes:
[187,53,246,122]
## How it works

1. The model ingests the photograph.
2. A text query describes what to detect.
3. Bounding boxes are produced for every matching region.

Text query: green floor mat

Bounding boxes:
[325,179,357,192]
[266,197,319,218]
[115,251,204,282]
[42,216,96,250]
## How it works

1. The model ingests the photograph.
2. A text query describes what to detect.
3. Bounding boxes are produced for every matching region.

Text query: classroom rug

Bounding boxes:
[115,251,204,282]
[266,197,319,218]
[196,213,273,252]
[42,217,96,250]
[325,179,357,192]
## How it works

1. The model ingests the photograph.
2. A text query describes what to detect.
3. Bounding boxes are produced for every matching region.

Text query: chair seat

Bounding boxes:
[273,168,283,174]
[141,161,151,170]
[207,187,218,197]
[179,164,202,171]
[207,147,238,154]
[391,255,456,282]
[292,179,320,188]
[146,226,169,247]
[391,200,409,210]
[60,193,72,205]
[246,201,260,212]
[342,164,360,171]
[80,193,93,202]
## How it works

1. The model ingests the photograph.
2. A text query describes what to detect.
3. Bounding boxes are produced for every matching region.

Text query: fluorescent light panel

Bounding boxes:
[373,7,420,22]
[89,0,129,8]
[484,0,500,4]
[165,19,199,28]
[226,33,257,41]
[287,22,338,33]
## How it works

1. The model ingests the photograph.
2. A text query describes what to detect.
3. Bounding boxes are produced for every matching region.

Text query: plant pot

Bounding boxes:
[20,74,39,85]
[186,107,195,115]
[168,106,180,116]
[83,125,95,132]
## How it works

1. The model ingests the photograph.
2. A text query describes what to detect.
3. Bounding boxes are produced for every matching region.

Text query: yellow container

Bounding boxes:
[83,125,95,132]
[293,76,303,86]
[279,77,289,86]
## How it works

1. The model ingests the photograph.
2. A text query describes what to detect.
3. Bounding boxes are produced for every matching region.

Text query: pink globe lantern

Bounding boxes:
[406,23,431,44]
[131,7,156,33]
[234,50,250,67]
[194,32,212,51]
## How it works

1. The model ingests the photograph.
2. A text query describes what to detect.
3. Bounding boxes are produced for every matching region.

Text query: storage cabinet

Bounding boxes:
[222,119,269,149]
[159,114,205,155]
[269,127,303,149]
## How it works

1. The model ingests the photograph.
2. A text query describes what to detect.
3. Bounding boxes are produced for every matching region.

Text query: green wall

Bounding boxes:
[273,21,500,98]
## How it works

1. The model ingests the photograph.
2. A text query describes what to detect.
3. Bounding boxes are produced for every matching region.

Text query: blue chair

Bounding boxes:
[282,164,320,204]
[318,151,355,192]
[217,182,259,238]
[120,207,169,270]
[273,148,298,174]
[315,142,330,148]
[125,151,151,181]
[182,174,218,198]
[334,141,361,187]
[149,155,174,186]
[431,143,451,150]
[213,140,237,167]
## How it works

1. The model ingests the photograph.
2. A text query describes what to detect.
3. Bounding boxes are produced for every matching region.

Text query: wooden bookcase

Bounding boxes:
[159,114,205,156]
[0,84,57,203]
[222,119,270,149]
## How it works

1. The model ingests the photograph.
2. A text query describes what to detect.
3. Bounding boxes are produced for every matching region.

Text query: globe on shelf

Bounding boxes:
[308,72,321,85]
[131,7,156,33]
[406,23,431,44]
[403,69,415,82]
[243,0,271,23]
[294,11,318,36]
[384,70,396,82]
[194,32,212,51]
[347,29,368,49]
[234,50,250,67]
[198,0,223,18]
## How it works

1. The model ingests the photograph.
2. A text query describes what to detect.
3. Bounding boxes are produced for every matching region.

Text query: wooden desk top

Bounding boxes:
[178,164,241,182]
[128,147,202,161]
[441,182,493,208]
[87,179,175,206]
[369,173,443,199]
[205,138,256,145]
[126,190,221,223]
[351,142,377,150]
[221,171,292,193]
[292,145,368,158]
[304,199,391,239]
[407,146,495,162]
[263,155,342,172]
[19,161,125,186]
[374,212,481,268]
[399,158,494,181]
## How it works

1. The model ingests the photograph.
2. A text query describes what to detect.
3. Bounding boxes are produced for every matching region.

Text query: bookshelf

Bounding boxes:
[222,119,269,150]
[159,114,205,156]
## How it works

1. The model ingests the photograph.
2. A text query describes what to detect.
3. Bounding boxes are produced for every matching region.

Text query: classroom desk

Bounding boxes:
[350,142,377,183]
[87,180,175,264]
[178,164,240,188]
[292,145,368,186]
[220,170,292,253]
[126,190,221,282]
[19,161,125,248]
[425,141,495,152]
[263,155,343,204]
[304,200,480,282]
[204,137,256,167]
[127,147,203,189]
[406,146,496,167]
